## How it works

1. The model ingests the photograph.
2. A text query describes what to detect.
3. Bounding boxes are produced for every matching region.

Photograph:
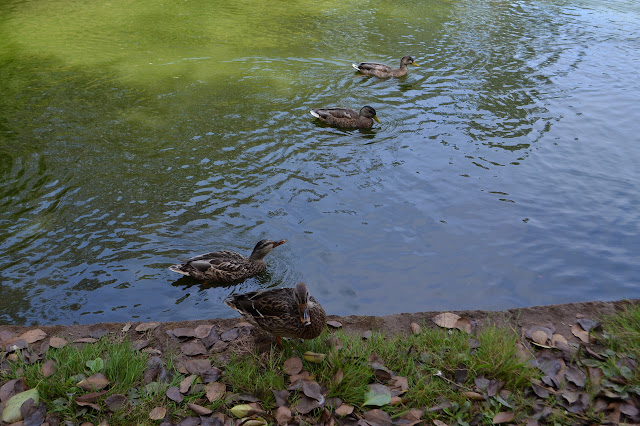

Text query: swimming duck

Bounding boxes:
[225,282,326,345]
[169,239,286,283]
[352,55,419,78]
[310,105,380,129]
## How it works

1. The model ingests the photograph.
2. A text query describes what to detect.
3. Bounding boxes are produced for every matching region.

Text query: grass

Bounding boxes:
[1,302,639,425]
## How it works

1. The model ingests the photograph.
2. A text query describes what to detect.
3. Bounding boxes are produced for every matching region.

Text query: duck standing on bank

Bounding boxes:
[352,55,419,78]
[169,239,286,283]
[310,105,380,129]
[225,282,326,345]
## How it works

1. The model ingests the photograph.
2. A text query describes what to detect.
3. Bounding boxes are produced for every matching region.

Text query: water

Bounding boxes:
[1,0,639,325]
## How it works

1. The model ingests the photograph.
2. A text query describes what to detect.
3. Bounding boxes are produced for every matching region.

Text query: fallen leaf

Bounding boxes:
[433,421,448,426]
[205,382,225,402]
[410,322,421,334]
[194,324,215,339]
[104,394,127,411]
[42,360,55,378]
[221,328,239,342]
[275,406,292,425]
[230,404,253,418]
[433,312,461,328]
[362,330,372,339]
[19,329,47,344]
[202,327,221,348]
[283,357,303,375]
[303,351,326,363]
[332,368,344,386]
[364,409,392,426]
[301,380,324,403]
[577,318,599,332]
[185,359,211,375]
[493,411,515,424]
[135,322,160,332]
[455,317,473,334]
[389,376,409,394]
[363,384,391,407]
[326,320,342,328]
[187,402,212,416]
[149,406,166,420]
[74,337,98,344]
[564,365,587,388]
[463,391,485,401]
[166,386,183,402]
[531,330,548,345]
[2,389,39,423]
[180,340,207,356]
[172,327,197,338]
[294,395,321,414]
[49,337,67,349]
[272,389,289,407]
[571,324,593,343]
[335,403,354,417]
[121,322,131,332]
[551,334,568,346]
[179,375,196,394]
[77,373,110,391]
[21,398,46,426]
[241,419,267,426]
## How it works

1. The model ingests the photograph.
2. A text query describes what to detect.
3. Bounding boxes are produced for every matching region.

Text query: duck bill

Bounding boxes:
[273,239,287,247]
[412,61,419,67]
[299,303,311,326]
[374,115,381,123]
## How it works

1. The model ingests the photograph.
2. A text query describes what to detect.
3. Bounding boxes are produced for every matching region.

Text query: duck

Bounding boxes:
[352,55,419,78]
[224,282,326,345]
[169,239,286,283]
[310,105,380,129]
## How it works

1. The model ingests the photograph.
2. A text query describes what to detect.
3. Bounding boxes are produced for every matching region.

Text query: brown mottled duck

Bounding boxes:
[310,105,380,129]
[224,282,326,345]
[169,239,286,283]
[352,55,419,78]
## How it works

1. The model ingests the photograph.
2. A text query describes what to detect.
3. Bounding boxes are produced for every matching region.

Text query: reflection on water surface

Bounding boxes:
[0,0,639,324]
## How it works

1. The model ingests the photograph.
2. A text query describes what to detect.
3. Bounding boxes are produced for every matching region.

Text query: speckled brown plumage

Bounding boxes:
[225,282,326,343]
[310,106,380,129]
[169,239,286,283]
[352,55,419,78]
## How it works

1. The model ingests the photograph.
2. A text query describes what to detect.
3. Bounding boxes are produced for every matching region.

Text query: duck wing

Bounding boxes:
[354,62,393,73]
[312,107,359,120]
[226,288,296,319]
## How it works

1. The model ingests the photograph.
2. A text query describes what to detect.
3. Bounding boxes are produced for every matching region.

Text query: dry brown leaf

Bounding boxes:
[205,382,226,402]
[364,409,393,426]
[551,333,568,346]
[433,421,448,426]
[326,320,343,328]
[49,337,67,349]
[185,358,211,375]
[275,406,292,425]
[74,337,98,344]
[104,394,127,411]
[135,322,160,333]
[149,406,166,420]
[77,373,110,391]
[455,317,473,334]
[332,368,344,386]
[531,330,548,345]
[121,322,131,333]
[166,386,183,402]
[172,327,197,338]
[187,402,212,416]
[433,312,461,329]
[194,324,214,339]
[334,404,354,417]
[493,411,515,424]
[571,324,594,343]
[42,360,55,378]
[410,322,421,335]
[463,391,485,401]
[180,340,207,356]
[294,395,321,414]
[19,329,47,344]
[283,357,303,375]
[179,374,196,394]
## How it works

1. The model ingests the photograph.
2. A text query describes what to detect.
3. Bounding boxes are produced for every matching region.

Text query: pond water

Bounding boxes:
[1,0,639,325]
